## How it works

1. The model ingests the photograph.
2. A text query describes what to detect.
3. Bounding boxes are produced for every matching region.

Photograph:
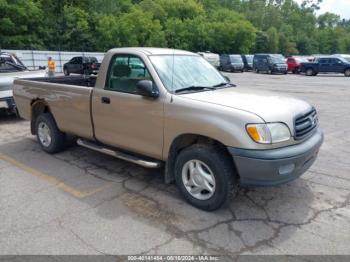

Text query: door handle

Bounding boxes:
[101,97,110,104]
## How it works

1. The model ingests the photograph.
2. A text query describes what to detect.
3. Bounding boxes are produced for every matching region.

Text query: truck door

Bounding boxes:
[331,58,344,73]
[318,58,330,72]
[91,54,164,159]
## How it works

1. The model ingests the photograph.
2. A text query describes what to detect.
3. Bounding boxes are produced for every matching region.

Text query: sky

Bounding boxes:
[295,0,350,19]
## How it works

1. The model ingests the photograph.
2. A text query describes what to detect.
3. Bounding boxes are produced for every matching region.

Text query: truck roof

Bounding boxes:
[108,47,196,56]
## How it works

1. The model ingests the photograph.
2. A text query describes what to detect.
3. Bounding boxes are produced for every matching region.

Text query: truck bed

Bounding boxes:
[27,75,97,87]
[13,75,95,140]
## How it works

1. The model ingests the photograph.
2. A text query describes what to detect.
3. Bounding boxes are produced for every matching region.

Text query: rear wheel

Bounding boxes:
[174,144,237,211]
[306,68,314,76]
[344,69,350,77]
[35,113,66,153]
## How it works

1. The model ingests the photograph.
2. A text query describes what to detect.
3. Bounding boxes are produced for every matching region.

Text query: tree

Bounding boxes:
[1,0,350,55]
[0,0,44,49]
[266,27,279,53]
[318,12,341,29]
[255,31,269,53]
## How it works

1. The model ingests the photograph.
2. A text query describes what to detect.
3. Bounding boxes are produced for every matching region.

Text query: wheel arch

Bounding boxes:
[30,99,51,135]
[164,133,237,184]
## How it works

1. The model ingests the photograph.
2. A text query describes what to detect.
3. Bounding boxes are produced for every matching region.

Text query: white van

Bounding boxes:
[198,51,220,68]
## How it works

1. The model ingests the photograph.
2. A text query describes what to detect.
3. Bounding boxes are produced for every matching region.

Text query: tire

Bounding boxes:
[174,144,237,211]
[344,69,350,77]
[35,113,66,153]
[63,68,69,76]
[306,68,314,76]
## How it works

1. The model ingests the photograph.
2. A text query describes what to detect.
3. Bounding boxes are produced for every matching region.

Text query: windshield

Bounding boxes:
[149,55,227,92]
[245,55,253,63]
[269,55,285,64]
[338,57,349,63]
[230,55,243,63]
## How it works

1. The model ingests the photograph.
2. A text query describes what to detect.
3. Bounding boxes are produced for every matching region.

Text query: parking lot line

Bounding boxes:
[0,152,111,198]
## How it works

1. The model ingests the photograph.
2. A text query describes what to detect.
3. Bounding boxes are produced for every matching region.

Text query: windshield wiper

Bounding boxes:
[174,85,216,93]
[212,82,236,88]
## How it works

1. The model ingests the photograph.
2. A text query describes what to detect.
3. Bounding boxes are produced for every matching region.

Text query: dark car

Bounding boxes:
[219,54,244,72]
[63,56,101,76]
[300,56,350,77]
[253,54,288,74]
[241,55,254,71]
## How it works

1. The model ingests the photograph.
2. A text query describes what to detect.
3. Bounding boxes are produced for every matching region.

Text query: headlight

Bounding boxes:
[246,123,291,144]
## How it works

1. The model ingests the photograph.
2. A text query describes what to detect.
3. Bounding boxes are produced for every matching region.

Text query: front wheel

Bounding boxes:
[63,68,69,76]
[35,113,66,153]
[344,69,350,77]
[174,144,237,211]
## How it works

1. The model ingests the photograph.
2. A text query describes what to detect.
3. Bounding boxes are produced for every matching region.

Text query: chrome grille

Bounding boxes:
[294,108,318,140]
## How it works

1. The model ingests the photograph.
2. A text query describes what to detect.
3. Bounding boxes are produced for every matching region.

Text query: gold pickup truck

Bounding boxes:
[13,48,323,211]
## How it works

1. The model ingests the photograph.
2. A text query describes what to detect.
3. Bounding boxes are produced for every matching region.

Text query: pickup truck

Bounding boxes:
[13,48,324,211]
[300,56,350,76]
[1,52,46,113]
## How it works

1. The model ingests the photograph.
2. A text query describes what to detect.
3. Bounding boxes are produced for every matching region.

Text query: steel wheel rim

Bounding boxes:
[181,160,216,200]
[38,122,52,147]
[345,70,350,77]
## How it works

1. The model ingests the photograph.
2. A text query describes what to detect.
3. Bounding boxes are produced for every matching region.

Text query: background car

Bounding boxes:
[300,56,350,77]
[1,52,46,114]
[63,56,101,76]
[253,54,288,74]
[241,54,254,71]
[287,56,310,74]
[198,51,220,68]
[219,54,244,72]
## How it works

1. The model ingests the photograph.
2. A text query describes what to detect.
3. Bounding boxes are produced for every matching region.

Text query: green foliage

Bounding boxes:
[0,0,44,49]
[1,0,350,55]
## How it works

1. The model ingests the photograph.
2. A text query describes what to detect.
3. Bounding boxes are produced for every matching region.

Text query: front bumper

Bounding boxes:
[0,96,15,110]
[228,129,324,186]
[272,67,288,73]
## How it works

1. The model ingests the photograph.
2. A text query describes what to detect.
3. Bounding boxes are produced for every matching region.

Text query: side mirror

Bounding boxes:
[136,80,159,98]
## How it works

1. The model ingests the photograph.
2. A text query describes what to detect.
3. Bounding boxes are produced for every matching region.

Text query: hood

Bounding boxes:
[1,70,46,95]
[181,87,312,129]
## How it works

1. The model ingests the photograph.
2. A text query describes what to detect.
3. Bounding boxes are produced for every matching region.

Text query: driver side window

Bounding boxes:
[105,55,151,94]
